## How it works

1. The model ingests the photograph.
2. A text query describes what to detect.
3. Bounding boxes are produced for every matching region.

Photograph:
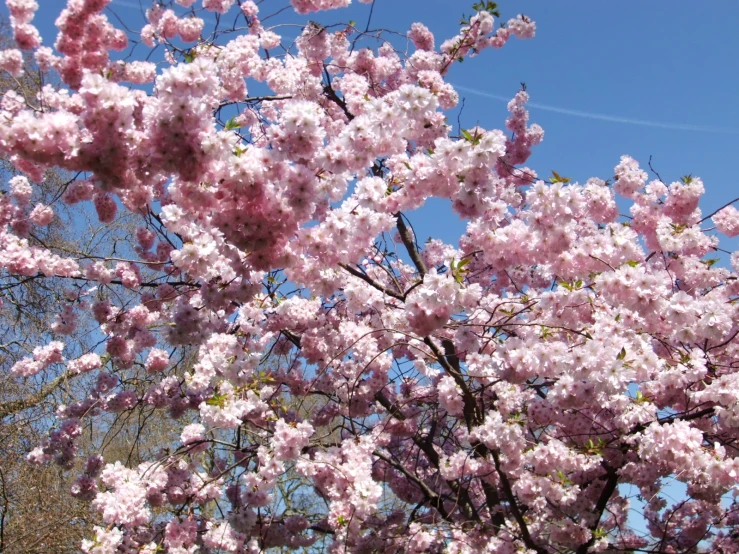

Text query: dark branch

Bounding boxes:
[575,465,620,554]
[339,263,404,300]
[396,213,427,277]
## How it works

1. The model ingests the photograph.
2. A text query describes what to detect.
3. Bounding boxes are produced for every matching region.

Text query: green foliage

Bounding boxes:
[461,2,500,24]
[449,257,471,283]
[224,117,241,131]
[558,279,583,291]
[550,170,572,184]
[582,438,606,455]
[460,128,482,145]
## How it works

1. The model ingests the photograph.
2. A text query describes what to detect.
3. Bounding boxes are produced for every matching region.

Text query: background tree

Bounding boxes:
[0,15,195,553]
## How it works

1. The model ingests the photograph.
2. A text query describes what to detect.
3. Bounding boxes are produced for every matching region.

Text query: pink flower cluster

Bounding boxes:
[290,0,350,15]
[0,48,23,77]
[10,340,64,377]
[6,0,40,49]
[54,0,126,88]
[714,205,739,237]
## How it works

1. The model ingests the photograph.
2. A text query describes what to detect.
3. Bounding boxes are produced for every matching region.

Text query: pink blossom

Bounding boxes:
[67,353,101,374]
[8,175,32,204]
[115,262,142,288]
[28,203,53,225]
[178,17,204,43]
[507,14,536,39]
[203,0,235,14]
[0,48,23,77]
[408,22,434,51]
[290,0,351,15]
[241,1,258,17]
[81,526,123,554]
[164,517,198,551]
[272,418,313,460]
[713,205,739,237]
[181,423,206,445]
[93,193,117,223]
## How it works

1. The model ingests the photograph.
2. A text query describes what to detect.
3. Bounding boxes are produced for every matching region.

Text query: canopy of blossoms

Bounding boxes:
[1,0,739,552]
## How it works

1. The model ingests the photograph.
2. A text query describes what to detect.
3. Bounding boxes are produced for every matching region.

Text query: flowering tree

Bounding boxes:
[2,0,739,552]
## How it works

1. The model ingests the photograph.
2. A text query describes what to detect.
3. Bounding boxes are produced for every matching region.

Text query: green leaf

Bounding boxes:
[670,222,687,235]
[224,117,240,131]
[559,281,573,291]
[206,393,226,407]
[550,170,572,184]
[617,347,627,360]
[624,260,639,268]
[459,128,482,145]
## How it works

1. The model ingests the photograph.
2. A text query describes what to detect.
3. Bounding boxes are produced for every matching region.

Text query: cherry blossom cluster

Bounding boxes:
[6,0,40,50]
[1,0,738,553]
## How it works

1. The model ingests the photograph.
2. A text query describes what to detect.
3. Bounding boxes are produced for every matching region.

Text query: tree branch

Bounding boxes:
[575,465,620,554]
[0,373,77,420]
[424,337,480,429]
[339,263,404,300]
[700,196,739,224]
[374,450,453,521]
[396,213,427,277]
